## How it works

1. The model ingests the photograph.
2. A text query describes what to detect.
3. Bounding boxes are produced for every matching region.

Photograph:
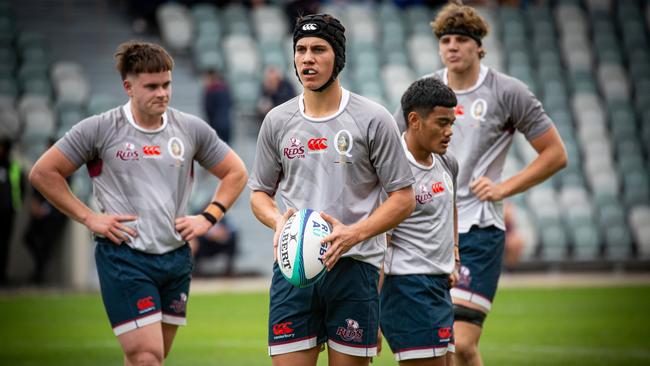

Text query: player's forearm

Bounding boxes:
[211,164,248,213]
[250,190,283,230]
[501,142,567,198]
[351,186,415,243]
[29,168,93,225]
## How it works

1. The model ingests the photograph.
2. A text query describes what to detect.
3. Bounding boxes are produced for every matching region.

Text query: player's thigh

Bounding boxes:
[398,356,448,366]
[381,275,454,361]
[117,321,164,359]
[272,346,320,366]
[162,323,179,357]
[323,258,379,357]
[328,347,371,366]
[160,244,192,326]
[453,321,482,348]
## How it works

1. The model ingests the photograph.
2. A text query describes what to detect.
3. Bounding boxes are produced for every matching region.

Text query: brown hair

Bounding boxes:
[430,1,489,58]
[114,41,174,80]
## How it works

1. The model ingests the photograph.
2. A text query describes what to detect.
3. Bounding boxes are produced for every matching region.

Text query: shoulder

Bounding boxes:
[489,69,532,97]
[347,92,394,122]
[265,96,301,124]
[438,152,459,175]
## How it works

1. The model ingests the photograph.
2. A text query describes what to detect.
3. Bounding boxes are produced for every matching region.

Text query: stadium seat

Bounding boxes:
[629,205,650,257]
[603,224,633,260]
[156,3,193,52]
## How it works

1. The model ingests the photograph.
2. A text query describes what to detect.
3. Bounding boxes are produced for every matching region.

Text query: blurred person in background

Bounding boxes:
[503,201,524,271]
[189,216,238,277]
[29,41,248,366]
[0,136,25,287]
[257,66,296,122]
[203,68,233,145]
[24,139,69,285]
[393,2,567,365]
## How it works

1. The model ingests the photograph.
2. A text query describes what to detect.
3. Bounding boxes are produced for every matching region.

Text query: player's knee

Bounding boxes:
[454,340,478,364]
[453,304,486,327]
[125,349,164,366]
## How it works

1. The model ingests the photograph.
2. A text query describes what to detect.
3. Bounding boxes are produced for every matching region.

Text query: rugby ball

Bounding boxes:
[277,208,332,288]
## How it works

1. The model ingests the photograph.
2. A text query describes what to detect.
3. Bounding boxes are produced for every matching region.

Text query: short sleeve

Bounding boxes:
[55,115,102,166]
[369,109,415,193]
[504,77,553,140]
[248,114,283,196]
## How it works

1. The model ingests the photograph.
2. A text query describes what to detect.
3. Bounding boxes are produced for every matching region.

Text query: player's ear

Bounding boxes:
[407,111,421,130]
[123,75,134,97]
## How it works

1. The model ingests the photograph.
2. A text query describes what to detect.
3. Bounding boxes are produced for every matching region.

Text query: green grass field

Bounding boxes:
[1,285,649,365]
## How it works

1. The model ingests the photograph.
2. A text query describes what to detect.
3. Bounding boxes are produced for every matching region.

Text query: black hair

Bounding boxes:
[401,77,457,127]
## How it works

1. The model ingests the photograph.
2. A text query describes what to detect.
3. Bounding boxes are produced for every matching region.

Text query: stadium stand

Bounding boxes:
[2,0,650,285]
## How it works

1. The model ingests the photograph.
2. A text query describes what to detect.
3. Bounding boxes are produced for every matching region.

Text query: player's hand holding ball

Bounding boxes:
[320,212,361,271]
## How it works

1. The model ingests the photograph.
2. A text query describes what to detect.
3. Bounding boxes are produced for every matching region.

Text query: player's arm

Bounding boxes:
[250,190,295,261]
[449,203,460,287]
[29,146,137,244]
[320,185,415,270]
[175,150,248,241]
[471,126,567,201]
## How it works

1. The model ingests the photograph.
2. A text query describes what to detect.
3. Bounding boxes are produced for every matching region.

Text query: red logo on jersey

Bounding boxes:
[272,322,294,336]
[136,296,155,312]
[307,138,328,152]
[432,182,445,194]
[283,137,305,159]
[143,145,161,157]
[438,327,452,340]
[454,105,464,116]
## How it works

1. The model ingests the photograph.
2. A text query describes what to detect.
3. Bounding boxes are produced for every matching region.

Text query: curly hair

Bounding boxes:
[114,41,174,80]
[430,1,489,58]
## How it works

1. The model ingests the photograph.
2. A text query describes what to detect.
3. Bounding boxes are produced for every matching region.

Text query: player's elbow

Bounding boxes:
[553,144,568,172]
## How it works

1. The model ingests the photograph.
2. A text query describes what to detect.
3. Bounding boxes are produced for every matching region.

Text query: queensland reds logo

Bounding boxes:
[169,292,187,314]
[336,318,363,343]
[457,265,472,287]
[283,137,305,159]
[142,145,161,159]
[416,184,433,204]
[307,137,328,153]
[116,142,139,161]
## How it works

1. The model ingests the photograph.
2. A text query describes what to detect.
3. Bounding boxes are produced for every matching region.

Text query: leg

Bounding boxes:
[272,346,320,366]
[399,356,447,366]
[453,321,482,366]
[161,323,179,358]
[328,347,370,366]
[117,322,165,366]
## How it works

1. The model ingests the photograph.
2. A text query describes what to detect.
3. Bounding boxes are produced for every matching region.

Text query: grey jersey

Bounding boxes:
[248,89,415,269]
[394,66,552,233]
[385,135,458,275]
[56,101,230,254]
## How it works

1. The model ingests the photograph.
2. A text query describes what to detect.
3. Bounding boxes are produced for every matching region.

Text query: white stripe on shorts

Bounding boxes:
[328,339,377,357]
[394,344,454,361]
[451,288,492,311]
[162,313,186,326]
[113,311,162,336]
[268,336,318,356]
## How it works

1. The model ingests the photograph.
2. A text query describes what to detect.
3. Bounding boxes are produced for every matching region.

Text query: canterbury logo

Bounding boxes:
[143,145,161,156]
[302,23,317,31]
[307,138,328,151]
[432,182,445,194]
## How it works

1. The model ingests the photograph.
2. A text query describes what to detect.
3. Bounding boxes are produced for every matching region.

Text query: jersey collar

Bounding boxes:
[298,88,350,122]
[442,64,489,94]
[122,100,168,133]
[401,132,436,170]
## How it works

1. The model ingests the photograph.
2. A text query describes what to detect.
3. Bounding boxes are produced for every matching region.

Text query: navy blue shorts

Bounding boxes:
[95,238,192,336]
[268,258,379,357]
[451,225,505,313]
[380,274,455,361]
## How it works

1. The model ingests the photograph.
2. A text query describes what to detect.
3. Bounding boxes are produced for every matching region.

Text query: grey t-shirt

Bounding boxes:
[394,66,552,233]
[248,88,415,269]
[385,135,458,275]
[56,102,230,254]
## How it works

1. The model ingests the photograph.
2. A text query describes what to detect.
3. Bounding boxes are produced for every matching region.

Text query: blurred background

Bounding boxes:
[1,0,649,290]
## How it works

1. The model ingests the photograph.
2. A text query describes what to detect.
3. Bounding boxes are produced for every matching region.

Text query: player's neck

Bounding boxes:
[447,61,481,91]
[405,132,433,166]
[302,81,342,118]
[131,105,163,130]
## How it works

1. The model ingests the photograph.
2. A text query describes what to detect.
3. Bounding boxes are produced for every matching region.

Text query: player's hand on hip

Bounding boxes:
[175,215,212,242]
[448,270,459,288]
[273,208,296,261]
[85,213,137,245]
[319,212,360,271]
[470,176,505,201]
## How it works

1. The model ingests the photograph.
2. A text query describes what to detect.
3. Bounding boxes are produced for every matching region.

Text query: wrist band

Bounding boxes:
[201,212,217,225]
[211,201,227,214]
